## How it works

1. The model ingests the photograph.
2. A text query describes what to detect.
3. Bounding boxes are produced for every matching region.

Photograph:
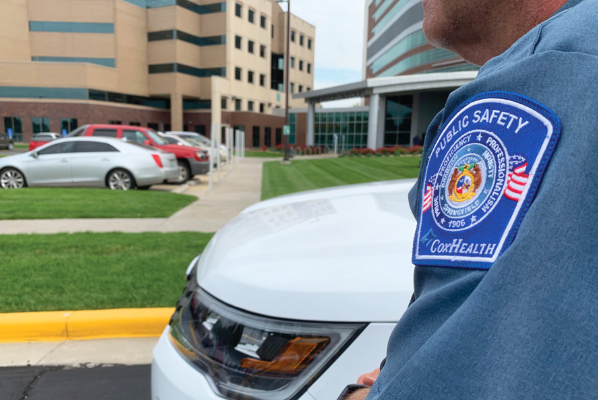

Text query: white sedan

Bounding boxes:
[152,179,417,400]
[0,137,179,190]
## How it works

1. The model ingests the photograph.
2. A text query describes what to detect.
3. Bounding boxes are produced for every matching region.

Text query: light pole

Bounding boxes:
[276,0,291,162]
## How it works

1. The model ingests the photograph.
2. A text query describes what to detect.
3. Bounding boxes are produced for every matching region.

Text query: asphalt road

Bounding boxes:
[1,365,151,400]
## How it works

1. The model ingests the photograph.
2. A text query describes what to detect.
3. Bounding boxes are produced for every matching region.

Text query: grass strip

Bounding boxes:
[0,232,213,313]
[0,188,196,219]
[262,156,421,200]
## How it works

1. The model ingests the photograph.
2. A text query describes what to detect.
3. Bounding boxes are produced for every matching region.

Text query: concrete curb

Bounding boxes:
[0,308,175,343]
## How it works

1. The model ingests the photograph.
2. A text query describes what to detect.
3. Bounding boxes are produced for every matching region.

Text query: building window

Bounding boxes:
[235,98,242,111]
[29,21,114,34]
[3,117,22,141]
[289,113,296,145]
[260,45,266,58]
[221,97,227,109]
[307,63,312,74]
[32,117,50,134]
[259,74,266,87]
[235,35,242,49]
[290,57,295,68]
[148,123,159,130]
[248,40,254,53]
[129,122,141,126]
[291,30,296,42]
[252,126,260,147]
[108,120,122,125]
[60,118,78,135]
[248,9,254,23]
[271,24,274,38]
[307,87,311,91]
[235,67,242,81]
[260,15,266,28]
[308,38,312,49]
[300,35,304,46]
[248,101,254,112]
[299,60,303,71]
[290,83,295,93]
[275,128,282,145]
[259,103,265,113]
[384,95,413,146]
[248,70,254,83]
[195,125,207,135]
[264,127,271,147]
[299,85,303,93]
[235,3,242,17]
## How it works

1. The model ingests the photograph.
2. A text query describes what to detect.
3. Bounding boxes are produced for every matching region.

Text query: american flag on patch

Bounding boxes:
[423,184,433,212]
[504,163,529,201]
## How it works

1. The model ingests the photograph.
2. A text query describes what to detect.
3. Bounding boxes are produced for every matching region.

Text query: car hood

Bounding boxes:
[196,179,418,323]
[158,144,200,154]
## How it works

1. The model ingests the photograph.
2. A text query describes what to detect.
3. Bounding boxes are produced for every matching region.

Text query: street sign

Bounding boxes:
[333,133,338,142]
[283,125,290,136]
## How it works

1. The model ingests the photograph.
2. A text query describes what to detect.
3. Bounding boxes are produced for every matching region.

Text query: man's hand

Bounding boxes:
[340,368,380,400]
[343,388,370,400]
[357,368,380,386]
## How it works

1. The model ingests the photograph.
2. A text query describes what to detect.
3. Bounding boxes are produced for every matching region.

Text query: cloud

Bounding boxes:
[288,0,365,73]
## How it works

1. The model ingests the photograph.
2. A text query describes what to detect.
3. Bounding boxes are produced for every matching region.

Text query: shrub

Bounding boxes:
[360,148,375,156]
[394,146,408,155]
[407,145,424,155]
[374,152,383,157]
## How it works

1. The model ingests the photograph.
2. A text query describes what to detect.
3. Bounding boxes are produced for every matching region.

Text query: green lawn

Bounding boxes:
[0,232,212,313]
[241,150,284,158]
[0,188,196,219]
[262,156,421,200]
[14,143,28,149]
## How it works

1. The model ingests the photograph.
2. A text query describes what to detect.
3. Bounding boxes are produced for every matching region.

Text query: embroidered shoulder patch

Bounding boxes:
[413,91,561,269]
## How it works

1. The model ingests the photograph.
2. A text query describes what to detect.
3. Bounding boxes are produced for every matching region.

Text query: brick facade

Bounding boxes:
[0,100,171,142]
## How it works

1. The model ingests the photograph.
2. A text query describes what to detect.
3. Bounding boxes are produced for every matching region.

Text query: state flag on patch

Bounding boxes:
[423,184,433,212]
[504,162,529,201]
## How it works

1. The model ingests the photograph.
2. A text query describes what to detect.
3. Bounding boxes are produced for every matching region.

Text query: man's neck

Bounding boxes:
[457,0,570,65]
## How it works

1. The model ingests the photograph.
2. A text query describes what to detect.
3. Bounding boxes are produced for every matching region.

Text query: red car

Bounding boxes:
[29,133,61,151]
[69,124,210,183]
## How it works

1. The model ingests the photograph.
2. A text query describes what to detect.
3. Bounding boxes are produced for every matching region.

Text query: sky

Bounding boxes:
[283,0,366,108]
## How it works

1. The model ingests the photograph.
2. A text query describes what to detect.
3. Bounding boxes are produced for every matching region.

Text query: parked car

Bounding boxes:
[28,132,61,151]
[0,137,178,190]
[152,179,417,400]
[0,133,14,150]
[162,134,221,167]
[70,125,210,183]
[166,131,229,162]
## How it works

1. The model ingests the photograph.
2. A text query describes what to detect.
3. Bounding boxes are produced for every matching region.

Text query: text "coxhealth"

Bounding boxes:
[430,239,497,255]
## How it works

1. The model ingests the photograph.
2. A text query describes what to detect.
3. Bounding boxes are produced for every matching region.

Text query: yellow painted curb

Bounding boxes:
[0,308,175,343]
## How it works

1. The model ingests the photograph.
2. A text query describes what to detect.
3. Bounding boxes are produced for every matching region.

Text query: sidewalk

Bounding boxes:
[0,338,158,367]
[0,157,271,235]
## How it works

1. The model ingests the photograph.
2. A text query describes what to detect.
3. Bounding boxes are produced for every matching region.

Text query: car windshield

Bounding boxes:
[184,138,206,148]
[145,129,168,145]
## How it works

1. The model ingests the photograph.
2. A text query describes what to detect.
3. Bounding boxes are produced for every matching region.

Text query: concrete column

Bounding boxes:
[306,102,315,146]
[367,94,380,150]
[170,93,183,132]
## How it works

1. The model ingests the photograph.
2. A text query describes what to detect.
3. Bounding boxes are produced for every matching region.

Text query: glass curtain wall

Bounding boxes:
[384,95,412,146]
[314,111,369,149]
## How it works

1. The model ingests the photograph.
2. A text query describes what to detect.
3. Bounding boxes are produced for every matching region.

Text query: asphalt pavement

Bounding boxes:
[1,365,150,400]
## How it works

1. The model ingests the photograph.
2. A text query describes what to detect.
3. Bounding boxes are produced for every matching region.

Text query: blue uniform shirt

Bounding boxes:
[369,0,598,398]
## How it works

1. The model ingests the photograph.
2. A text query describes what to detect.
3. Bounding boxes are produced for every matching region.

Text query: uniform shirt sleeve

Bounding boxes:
[369,1,598,399]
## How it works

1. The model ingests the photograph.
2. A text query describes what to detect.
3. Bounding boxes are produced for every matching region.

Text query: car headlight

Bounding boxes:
[168,285,366,400]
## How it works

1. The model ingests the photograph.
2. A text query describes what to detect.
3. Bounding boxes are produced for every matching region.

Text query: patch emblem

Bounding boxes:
[414,92,561,269]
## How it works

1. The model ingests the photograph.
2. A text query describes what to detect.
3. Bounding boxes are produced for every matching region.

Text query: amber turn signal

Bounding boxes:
[240,337,330,374]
